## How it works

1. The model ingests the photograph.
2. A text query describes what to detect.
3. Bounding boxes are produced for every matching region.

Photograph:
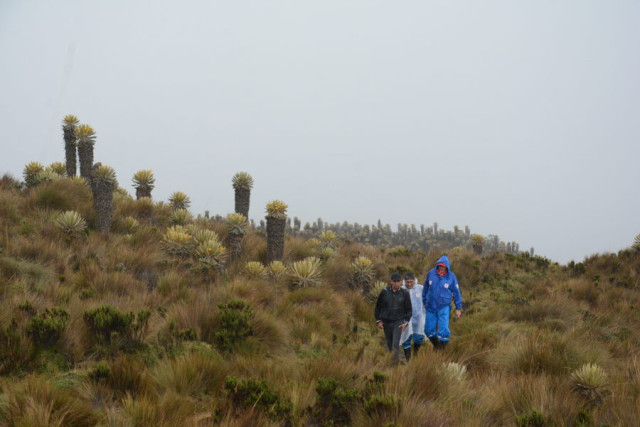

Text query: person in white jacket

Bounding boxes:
[400,272,426,360]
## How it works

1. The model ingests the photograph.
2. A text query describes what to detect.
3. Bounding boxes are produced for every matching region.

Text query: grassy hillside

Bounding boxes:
[0,173,639,426]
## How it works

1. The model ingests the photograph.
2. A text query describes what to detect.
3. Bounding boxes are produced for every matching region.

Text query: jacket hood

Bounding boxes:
[436,255,451,271]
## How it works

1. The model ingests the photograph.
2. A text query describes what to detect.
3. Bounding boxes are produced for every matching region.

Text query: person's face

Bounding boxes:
[437,265,447,274]
[390,278,402,291]
[405,278,415,289]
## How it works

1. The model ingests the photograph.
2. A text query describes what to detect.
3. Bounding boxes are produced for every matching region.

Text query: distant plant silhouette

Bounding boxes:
[265,200,287,263]
[62,114,79,177]
[91,165,118,232]
[22,162,44,188]
[168,191,190,210]
[132,170,155,199]
[232,172,253,219]
[471,234,484,255]
[76,124,96,179]
[225,213,248,260]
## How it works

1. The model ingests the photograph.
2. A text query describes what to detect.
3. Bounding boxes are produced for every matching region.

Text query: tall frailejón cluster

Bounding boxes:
[232,172,253,219]
[62,115,79,177]
[266,200,288,263]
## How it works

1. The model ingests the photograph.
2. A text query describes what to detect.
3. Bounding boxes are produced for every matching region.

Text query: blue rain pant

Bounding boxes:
[425,305,451,342]
[402,333,425,349]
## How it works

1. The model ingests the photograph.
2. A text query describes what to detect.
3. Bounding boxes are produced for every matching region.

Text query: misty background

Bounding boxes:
[1,1,639,264]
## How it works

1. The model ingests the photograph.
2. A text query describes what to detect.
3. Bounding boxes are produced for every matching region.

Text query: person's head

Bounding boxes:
[404,272,416,289]
[390,272,402,290]
[435,255,451,276]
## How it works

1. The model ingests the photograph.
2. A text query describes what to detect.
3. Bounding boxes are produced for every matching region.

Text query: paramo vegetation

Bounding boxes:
[0,116,639,425]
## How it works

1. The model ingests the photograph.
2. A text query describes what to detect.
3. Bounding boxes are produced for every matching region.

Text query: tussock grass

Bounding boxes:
[495,329,604,376]
[150,351,225,396]
[0,375,99,426]
[248,309,289,353]
[448,309,512,370]
[120,391,202,427]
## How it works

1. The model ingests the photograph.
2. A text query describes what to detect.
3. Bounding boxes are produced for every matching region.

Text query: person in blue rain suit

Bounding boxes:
[422,255,463,350]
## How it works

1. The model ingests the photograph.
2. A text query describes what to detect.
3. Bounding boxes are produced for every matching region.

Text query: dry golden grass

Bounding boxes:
[0,375,99,426]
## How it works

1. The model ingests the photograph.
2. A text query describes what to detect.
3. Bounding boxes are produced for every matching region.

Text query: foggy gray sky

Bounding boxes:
[2,1,639,264]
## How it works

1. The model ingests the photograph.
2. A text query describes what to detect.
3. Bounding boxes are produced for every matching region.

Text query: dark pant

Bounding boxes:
[383,319,405,363]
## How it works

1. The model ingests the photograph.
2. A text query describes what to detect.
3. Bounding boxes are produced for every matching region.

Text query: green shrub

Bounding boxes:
[364,394,401,419]
[177,328,197,341]
[27,308,68,347]
[83,305,134,343]
[82,306,150,347]
[214,300,254,352]
[314,377,362,425]
[364,371,387,397]
[89,360,112,381]
[224,376,292,421]
[515,409,547,427]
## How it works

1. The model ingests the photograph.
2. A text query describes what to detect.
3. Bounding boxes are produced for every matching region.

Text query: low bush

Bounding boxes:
[314,377,362,425]
[27,307,68,347]
[213,300,254,353]
[515,409,547,427]
[364,394,401,419]
[83,305,150,349]
[224,376,292,421]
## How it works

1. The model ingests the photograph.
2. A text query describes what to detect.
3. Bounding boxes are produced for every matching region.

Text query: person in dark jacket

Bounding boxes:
[422,255,463,350]
[375,272,413,364]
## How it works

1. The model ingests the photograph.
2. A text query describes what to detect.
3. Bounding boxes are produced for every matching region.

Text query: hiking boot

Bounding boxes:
[429,336,440,349]
[413,343,422,355]
[436,340,448,351]
[403,347,411,361]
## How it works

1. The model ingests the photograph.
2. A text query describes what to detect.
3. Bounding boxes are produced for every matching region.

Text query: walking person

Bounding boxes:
[375,272,412,365]
[400,272,426,360]
[422,255,463,350]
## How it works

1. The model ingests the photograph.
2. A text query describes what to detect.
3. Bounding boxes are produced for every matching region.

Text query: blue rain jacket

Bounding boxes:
[422,255,463,311]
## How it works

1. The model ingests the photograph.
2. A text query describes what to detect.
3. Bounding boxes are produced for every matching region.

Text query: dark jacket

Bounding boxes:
[375,285,412,323]
[422,255,463,311]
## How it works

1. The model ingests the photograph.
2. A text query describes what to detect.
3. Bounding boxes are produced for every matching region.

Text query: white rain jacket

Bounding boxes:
[400,282,426,344]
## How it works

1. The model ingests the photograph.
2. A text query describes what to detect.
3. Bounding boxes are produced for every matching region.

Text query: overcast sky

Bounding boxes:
[1,1,639,264]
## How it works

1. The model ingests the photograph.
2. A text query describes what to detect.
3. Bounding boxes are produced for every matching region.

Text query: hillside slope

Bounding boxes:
[0,174,639,426]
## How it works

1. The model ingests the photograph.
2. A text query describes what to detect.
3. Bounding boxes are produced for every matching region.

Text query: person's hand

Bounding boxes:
[455,309,462,319]
[377,321,383,329]
[399,323,407,331]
